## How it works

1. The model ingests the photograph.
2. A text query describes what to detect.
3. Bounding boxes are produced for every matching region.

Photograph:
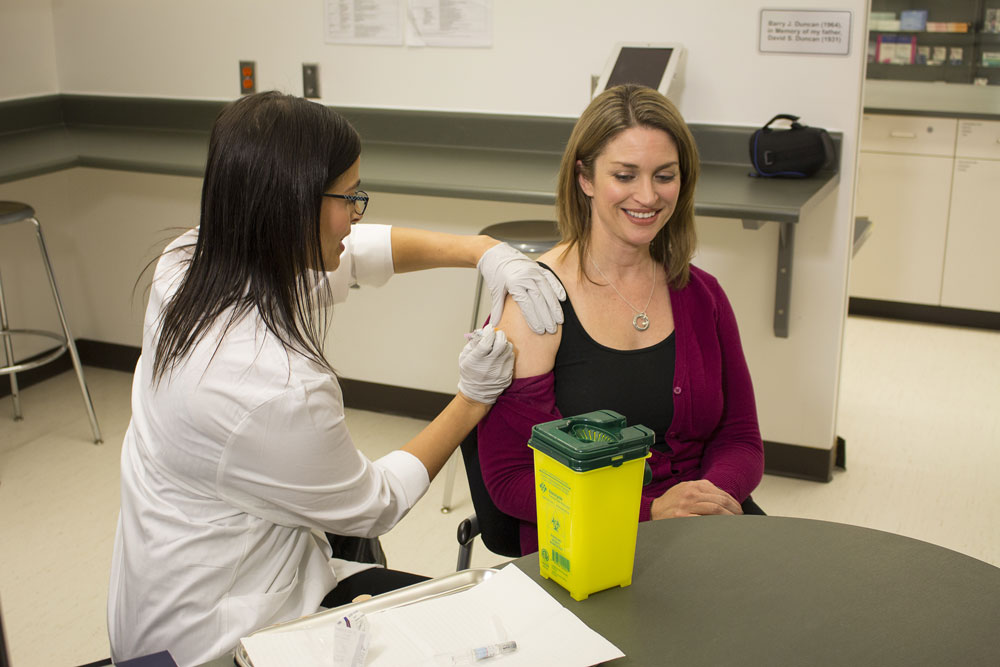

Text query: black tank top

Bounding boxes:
[542,263,675,449]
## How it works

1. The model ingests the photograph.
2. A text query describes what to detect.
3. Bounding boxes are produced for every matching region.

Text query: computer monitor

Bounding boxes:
[594,43,685,100]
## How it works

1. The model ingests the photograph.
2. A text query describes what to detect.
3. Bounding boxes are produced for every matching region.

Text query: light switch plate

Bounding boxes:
[303,64,320,99]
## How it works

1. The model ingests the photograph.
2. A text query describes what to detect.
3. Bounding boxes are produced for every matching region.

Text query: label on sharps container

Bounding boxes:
[537,468,572,583]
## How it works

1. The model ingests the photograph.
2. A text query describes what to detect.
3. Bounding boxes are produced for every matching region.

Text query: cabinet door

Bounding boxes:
[956,120,1000,160]
[940,159,1000,311]
[849,151,953,305]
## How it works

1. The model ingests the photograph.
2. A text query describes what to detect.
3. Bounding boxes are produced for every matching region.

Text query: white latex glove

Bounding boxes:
[477,243,566,334]
[457,327,514,405]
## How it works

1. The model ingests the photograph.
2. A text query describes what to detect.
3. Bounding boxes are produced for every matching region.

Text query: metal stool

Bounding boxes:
[0,202,102,443]
[441,220,559,513]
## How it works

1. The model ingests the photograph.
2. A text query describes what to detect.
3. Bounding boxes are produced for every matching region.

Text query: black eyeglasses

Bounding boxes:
[323,190,369,216]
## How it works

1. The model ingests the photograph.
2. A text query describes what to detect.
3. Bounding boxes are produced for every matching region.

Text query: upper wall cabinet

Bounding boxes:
[867,0,1000,85]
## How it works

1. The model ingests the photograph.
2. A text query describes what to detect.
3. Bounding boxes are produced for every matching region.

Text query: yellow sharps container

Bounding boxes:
[529,410,652,601]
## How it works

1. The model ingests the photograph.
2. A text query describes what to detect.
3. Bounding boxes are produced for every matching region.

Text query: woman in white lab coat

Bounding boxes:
[107,91,564,666]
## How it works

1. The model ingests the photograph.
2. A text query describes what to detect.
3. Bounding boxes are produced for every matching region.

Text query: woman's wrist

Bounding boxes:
[472,235,501,266]
[456,390,494,415]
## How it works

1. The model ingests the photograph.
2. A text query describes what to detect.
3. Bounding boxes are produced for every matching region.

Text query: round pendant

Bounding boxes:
[633,313,650,331]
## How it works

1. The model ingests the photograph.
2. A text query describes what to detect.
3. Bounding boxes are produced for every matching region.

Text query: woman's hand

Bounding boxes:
[477,243,565,334]
[650,480,743,520]
[457,327,515,405]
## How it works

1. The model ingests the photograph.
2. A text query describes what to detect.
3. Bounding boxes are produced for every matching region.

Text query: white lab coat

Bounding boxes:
[108,225,429,666]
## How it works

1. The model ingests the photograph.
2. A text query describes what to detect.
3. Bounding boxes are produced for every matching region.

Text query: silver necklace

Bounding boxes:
[590,255,656,331]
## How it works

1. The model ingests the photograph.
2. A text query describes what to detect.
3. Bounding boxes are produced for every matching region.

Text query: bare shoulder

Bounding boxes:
[495,252,564,378]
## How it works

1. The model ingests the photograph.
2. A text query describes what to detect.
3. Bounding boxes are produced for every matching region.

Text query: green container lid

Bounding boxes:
[528,410,653,473]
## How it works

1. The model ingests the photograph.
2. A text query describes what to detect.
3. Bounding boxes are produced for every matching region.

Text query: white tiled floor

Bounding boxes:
[1,316,998,666]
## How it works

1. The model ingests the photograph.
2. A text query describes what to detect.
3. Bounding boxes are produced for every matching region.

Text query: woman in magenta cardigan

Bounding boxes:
[478,84,765,554]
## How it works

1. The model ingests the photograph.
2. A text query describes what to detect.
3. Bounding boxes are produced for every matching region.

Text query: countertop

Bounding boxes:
[0,95,840,225]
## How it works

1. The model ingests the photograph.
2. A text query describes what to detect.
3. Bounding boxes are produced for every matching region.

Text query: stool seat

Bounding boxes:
[0,201,35,226]
[473,219,560,329]
[479,220,559,255]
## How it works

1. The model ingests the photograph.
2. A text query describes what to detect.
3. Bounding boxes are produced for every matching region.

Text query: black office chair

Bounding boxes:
[455,429,523,570]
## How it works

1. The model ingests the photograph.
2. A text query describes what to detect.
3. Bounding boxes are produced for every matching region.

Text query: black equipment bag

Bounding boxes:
[749,114,835,178]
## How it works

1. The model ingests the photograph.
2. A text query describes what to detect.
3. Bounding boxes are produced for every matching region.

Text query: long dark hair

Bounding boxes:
[152,91,361,382]
[556,84,700,289]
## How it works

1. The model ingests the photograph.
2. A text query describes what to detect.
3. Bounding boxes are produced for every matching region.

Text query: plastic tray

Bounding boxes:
[234,568,499,666]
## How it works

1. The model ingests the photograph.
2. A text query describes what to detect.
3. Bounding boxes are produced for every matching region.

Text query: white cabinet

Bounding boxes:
[859,114,957,156]
[955,119,1000,160]
[850,115,956,305]
[941,126,1000,311]
[851,152,953,304]
[851,115,1000,314]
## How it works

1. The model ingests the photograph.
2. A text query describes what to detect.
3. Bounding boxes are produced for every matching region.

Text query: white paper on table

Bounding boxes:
[241,622,368,667]
[241,625,337,666]
[241,564,623,667]
[364,564,624,666]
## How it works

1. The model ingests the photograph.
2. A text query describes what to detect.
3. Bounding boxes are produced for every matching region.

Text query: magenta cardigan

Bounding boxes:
[477,264,764,554]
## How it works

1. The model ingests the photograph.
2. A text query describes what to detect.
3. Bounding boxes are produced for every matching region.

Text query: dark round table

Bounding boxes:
[513,516,1000,666]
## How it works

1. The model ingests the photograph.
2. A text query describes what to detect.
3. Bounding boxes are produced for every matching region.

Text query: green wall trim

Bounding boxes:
[0,94,840,167]
[60,95,225,132]
[340,106,576,154]
[0,95,64,133]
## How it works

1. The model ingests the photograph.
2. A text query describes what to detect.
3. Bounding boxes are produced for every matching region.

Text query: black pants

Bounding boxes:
[321,567,429,608]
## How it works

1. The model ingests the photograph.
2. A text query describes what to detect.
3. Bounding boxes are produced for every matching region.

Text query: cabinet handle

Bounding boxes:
[889,131,917,139]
